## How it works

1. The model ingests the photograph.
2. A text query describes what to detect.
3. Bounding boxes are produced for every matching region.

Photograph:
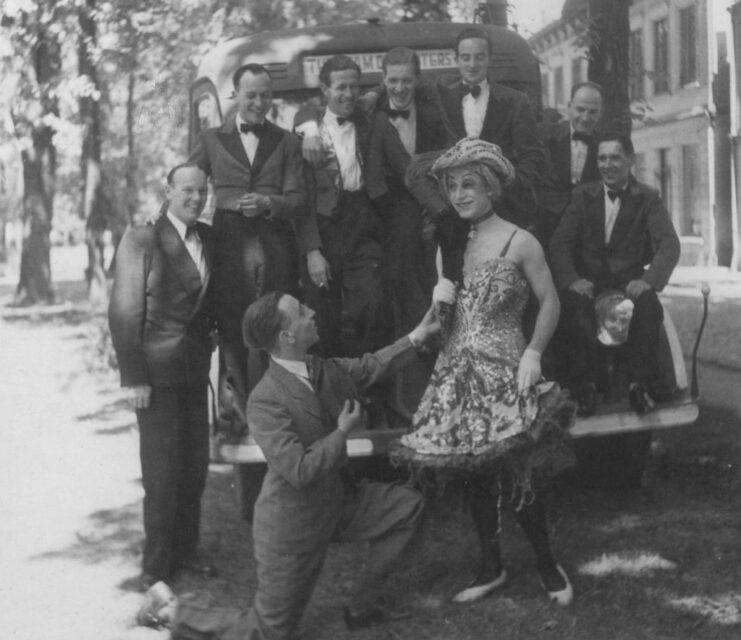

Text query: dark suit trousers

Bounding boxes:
[212,209,300,397]
[170,481,423,640]
[380,190,432,337]
[558,288,664,390]
[302,191,388,357]
[137,384,209,580]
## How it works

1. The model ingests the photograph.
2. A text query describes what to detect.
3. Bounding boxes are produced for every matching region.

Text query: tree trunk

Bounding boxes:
[587,0,631,134]
[79,0,109,308]
[12,16,60,307]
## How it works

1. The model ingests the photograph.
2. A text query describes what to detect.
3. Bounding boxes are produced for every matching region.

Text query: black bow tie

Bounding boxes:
[572,131,592,144]
[240,122,267,135]
[606,187,628,202]
[185,225,199,239]
[336,116,351,126]
[461,84,482,99]
[388,108,410,120]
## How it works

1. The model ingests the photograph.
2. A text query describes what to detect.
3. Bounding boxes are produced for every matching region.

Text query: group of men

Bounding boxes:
[108,24,681,640]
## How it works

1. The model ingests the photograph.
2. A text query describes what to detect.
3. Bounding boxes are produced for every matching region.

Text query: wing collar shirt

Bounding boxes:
[388,102,417,156]
[603,182,627,244]
[167,211,207,281]
[272,356,313,390]
[462,77,490,139]
[236,114,261,165]
[322,110,363,191]
[570,124,588,184]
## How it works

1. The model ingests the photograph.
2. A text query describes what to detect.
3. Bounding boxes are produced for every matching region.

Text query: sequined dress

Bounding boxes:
[391,241,575,478]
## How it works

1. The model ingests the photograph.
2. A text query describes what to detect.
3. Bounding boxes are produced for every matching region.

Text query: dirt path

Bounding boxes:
[0,318,157,640]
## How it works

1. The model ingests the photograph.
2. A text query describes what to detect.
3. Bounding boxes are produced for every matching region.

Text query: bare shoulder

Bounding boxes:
[509,227,545,264]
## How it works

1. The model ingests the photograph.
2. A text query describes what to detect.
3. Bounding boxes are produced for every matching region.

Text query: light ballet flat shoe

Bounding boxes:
[452,569,508,603]
[542,564,573,607]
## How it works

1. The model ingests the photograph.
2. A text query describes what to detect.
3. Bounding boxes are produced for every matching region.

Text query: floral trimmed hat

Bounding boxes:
[430,137,515,187]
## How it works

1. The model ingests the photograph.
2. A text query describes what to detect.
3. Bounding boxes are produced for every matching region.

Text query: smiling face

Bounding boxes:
[235,70,272,124]
[383,62,418,110]
[321,68,360,118]
[277,294,319,353]
[569,86,603,135]
[456,37,490,86]
[598,140,633,189]
[444,164,498,221]
[165,166,207,227]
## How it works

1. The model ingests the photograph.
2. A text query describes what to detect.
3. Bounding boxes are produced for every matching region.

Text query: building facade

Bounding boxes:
[530,0,734,267]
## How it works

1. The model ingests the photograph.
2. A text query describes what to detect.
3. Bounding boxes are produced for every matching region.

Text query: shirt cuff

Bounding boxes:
[296,121,320,138]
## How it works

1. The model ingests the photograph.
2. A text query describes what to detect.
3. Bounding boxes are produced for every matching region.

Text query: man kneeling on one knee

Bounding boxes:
[138,292,441,639]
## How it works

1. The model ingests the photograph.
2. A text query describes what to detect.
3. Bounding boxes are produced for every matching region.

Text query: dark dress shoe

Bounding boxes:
[629,382,656,414]
[576,382,597,417]
[173,554,218,577]
[343,604,411,631]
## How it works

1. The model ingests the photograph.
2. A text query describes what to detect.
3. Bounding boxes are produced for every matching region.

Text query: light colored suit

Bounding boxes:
[169,337,423,640]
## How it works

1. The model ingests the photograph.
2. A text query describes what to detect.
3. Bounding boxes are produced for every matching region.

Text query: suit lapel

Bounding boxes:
[157,217,203,297]
[268,360,325,421]
[553,123,572,186]
[439,79,465,138]
[583,185,607,247]
[608,179,639,248]
[217,120,251,168]
[251,122,283,178]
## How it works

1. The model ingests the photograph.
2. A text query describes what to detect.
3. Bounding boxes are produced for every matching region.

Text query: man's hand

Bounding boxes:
[517,348,541,392]
[409,305,442,348]
[337,399,363,434]
[127,385,152,410]
[432,278,457,306]
[234,193,270,217]
[625,279,652,299]
[568,278,595,298]
[307,249,331,290]
[302,135,324,167]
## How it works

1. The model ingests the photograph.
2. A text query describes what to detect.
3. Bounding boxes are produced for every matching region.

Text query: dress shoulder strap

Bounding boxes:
[499,229,518,258]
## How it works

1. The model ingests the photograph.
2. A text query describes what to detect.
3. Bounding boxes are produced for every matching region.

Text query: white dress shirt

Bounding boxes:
[167,211,207,281]
[570,125,588,184]
[236,114,261,165]
[272,356,313,390]
[603,183,627,244]
[388,102,417,156]
[462,78,490,139]
[322,110,363,191]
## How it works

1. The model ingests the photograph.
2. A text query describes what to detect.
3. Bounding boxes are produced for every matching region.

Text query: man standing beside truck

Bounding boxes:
[189,63,311,424]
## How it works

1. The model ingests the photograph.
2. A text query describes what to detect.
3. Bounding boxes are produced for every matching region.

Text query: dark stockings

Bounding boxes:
[467,477,564,591]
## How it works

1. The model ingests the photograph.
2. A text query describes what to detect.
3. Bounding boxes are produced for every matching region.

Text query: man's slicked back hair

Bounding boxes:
[319,55,361,87]
[242,291,287,352]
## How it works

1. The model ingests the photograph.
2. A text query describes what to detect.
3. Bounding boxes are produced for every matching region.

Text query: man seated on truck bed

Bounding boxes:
[137,291,442,638]
[549,131,680,488]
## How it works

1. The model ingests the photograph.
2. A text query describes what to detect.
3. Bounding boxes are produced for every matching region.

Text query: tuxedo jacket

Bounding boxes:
[435,75,545,192]
[536,120,600,217]
[246,337,418,553]
[189,118,316,253]
[109,215,215,388]
[366,82,455,205]
[549,177,680,293]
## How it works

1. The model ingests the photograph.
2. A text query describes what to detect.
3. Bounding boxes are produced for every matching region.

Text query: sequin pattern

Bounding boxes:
[402,258,532,455]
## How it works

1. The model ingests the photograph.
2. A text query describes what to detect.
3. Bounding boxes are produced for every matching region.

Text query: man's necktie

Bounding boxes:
[388,108,410,120]
[336,116,350,126]
[461,84,482,99]
[572,131,591,144]
[240,122,267,135]
[607,188,627,202]
[185,225,199,240]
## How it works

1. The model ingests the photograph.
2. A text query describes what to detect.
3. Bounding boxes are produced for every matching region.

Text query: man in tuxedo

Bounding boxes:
[189,63,310,421]
[149,291,440,639]
[365,47,456,335]
[549,132,680,417]
[535,82,604,246]
[295,55,393,357]
[109,163,216,588]
[435,27,545,230]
